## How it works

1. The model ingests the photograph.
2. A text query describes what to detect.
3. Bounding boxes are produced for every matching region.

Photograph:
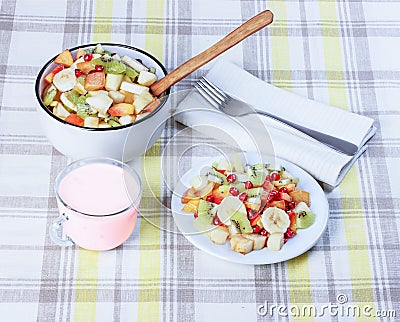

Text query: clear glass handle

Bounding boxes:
[49,213,74,247]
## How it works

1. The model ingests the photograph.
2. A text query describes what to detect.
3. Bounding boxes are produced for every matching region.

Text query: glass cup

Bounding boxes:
[50,158,142,251]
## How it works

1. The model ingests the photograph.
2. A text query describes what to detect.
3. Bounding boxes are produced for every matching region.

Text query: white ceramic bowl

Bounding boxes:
[35,43,170,161]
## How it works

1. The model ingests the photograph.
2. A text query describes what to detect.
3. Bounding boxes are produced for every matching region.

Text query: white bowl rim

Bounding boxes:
[35,42,170,132]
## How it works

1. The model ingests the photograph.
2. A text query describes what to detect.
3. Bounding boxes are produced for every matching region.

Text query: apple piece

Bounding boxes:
[243,234,267,250]
[88,90,108,96]
[76,61,94,74]
[119,89,135,104]
[122,75,133,83]
[289,190,310,206]
[108,90,125,104]
[133,91,154,114]
[86,93,113,115]
[55,103,70,119]
[121,56,149,72]
[120,81,149,95]
[73,82,87,95]
[60,92,76,111]
[75,48,86,60]
[108,103,134,116]
[65,114,84,126]
[119,115,136,125]
[137,70,157,86]
[181,182,215,203]
[105,73,123,91]
[54,49,74,67]
[84,71,105,91]
[84,116,99,128]
[230,235,254,254]
[209,226,229,245]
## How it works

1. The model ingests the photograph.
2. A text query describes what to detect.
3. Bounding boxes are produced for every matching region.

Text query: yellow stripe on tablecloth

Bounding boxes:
[92,0,113,42]
[137,2,164,321]
[318,1,375,318]
[268,2,313,320]
[74,1,114,321]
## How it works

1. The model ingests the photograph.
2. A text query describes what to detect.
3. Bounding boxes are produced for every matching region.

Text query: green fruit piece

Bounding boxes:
[105,60,126,74]
[124,66,139,79]
[42,85,57,106]
[251,163,268,171]
[193,216,214,233]
[149,66,156,74]
[246,187,263,197]
[197,199,213,216]
[93,44,105,54]
[91,58,105,67]
[210,167,228,184]
[230,212,252,234]
[76,103,97,119]
[272,178,299,187]
[294,202,315,229]
[77,76,85,86]
[296,211,315,229]
[218,185,230,194]
[108,120,121,127]
[231,182,246,193]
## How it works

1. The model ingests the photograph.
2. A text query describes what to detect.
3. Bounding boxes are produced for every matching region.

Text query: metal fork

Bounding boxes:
[194,77,358,156]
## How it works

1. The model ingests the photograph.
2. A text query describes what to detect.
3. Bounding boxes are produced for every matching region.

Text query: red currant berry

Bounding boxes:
[74,69,83,77]
[206,195,214,202]
[83,53,93,62]
[260,229,268,236]
[244,181,253,189]
[95,64,104,71]
[252,225,262,233]
[229,187,239,196]
[239,192,248,202]
[279,187,288,193]
[288,201,296,209]
[265,175,271,182]
[227,174,237,183]
[285,228,294,238]
[194,213,198,218]
[213,216,221,226]
[271,172,280,181]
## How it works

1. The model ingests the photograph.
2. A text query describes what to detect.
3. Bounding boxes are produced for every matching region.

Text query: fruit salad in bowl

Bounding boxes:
[35,43,170,160]
[180,157,316,254]
[41,43,160,128]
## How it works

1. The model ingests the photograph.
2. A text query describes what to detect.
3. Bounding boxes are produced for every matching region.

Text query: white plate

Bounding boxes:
[171,154,329,265]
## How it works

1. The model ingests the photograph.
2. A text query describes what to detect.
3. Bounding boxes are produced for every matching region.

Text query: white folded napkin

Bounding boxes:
[174,59,376,187]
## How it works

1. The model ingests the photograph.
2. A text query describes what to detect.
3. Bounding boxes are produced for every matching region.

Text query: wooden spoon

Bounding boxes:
[150,10,273,97]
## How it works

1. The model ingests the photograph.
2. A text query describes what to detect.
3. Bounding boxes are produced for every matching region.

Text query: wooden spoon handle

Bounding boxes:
[150,10,273,96]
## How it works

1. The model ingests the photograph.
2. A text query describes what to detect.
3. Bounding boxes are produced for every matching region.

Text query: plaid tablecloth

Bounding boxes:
[1,0,399,321]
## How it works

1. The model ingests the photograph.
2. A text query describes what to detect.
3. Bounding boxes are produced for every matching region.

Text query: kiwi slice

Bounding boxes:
[272,178,299,187]
[246,187,263,198]
[210,167,228,184]
[251,163,268,171]
[296,210,315,229]
[76,103,97,119]
[124,66,139,79]
[108,120,121,127]
[198,200,213,216]
[91,58,127,74]
[218,185,230,194]
[231,212,252,234]
[42,85,57,106]
[231,182,246,193]
[247,170,266,187]
[193,216,214,233]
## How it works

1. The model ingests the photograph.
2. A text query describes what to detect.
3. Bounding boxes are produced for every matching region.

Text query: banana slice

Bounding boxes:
[261,207,290,233]
[217,195,246,225]
[53,68,77,92]
[267,232,284,251]
[189,175,208,190]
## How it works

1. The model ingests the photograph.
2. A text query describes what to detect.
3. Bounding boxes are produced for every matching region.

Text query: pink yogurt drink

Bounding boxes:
[52,158,142,251]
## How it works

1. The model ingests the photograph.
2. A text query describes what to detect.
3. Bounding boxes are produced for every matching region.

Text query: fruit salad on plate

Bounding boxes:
[180,156,316,254]
[41,44,160,128]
